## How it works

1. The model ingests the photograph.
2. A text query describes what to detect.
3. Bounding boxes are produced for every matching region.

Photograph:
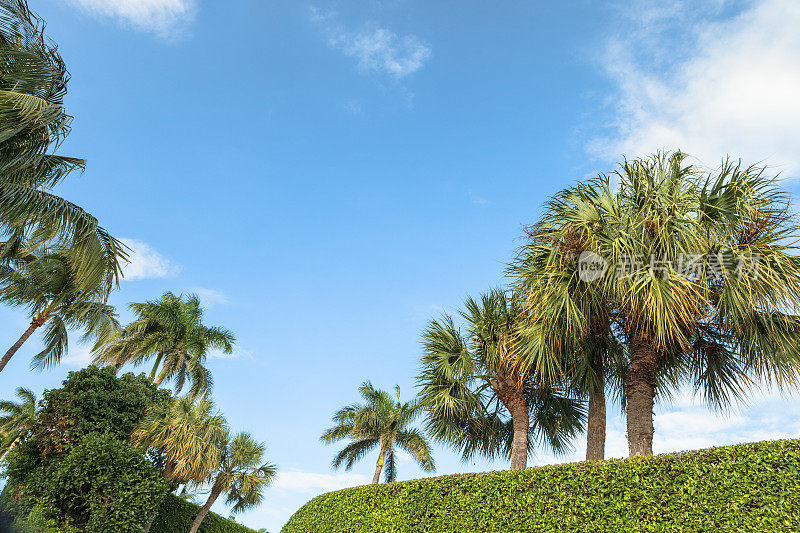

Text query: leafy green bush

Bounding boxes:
[282,439,800,533]
[150,494,257,533]
[17,433,167,532]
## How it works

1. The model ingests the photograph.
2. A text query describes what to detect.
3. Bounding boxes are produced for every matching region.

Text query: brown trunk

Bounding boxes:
[585,355,606,461]
[189,479,223,533]
[142,511,157,533]
[625,336,660,457]
[508,396,530,470]
[372,446,385,484]
[0,316,46,373]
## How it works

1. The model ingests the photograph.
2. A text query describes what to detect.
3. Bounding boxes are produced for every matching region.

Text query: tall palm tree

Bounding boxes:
[322,381,435,484]
[0,0,125,284]
[515,152,800,457]
[0,387,36,461]
[0,248,118,372]
[94,292,235,395]
[418,290,585,470]
[131,394,228,533]
[189,431,277,533]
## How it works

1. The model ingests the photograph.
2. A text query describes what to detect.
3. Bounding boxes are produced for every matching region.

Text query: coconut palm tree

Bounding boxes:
[131,394,228,533]
[0,0,125,284]
[188,431,277,533]
[514,152,800,457]
[0,248,118,373]
[0,387,36,461]
[94,292,235,395]
[322,381,434,484]
[418,289,585,470]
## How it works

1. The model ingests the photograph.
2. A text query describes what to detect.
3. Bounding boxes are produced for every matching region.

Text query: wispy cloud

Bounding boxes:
[589,0,800,177]
[311,8,431,79]
[208,347,252,360]
[190,287,230,307]
[60,344,94,368]
[64,0,196,39]
[120,238,179,281]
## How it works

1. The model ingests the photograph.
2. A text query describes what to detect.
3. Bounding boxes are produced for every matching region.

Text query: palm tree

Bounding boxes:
[0,248,118,372]
[418,290,585,470]
[515,152,800,457]
[322,381,435,484]
[0,387,36,461]
[94,292,235,395]
[188,431,277,533]
[131,394,228,533]
[0,0,125,284]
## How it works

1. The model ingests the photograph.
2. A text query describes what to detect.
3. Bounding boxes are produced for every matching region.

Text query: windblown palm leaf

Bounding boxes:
[0,386,35,460]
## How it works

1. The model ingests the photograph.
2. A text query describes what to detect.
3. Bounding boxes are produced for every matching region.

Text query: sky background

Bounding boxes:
[2,0,800,531]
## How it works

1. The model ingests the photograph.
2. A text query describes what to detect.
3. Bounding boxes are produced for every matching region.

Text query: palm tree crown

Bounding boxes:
[418,289,585,470]
[188,431,277,533]
[0,387,36,460]
[0,247,118,372]
[321,381,435,484]
[94,291,235,395]
[514,152,800,457]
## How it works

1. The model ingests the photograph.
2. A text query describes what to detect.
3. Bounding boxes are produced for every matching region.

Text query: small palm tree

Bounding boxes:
[132,394,228,533]
[0,248,118,373]
[322,382,434,484]
[94,292,235,395]
[418,290,586,470]
[0,387,37,461]
[188,431,277,533]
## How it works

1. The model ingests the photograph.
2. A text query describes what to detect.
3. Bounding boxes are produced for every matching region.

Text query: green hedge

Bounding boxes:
[282,439,800,532]
[150,494,257,533]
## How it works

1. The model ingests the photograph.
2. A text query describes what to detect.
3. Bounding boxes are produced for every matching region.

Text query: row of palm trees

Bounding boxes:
[322,153,800,481]
[0,3,275,529]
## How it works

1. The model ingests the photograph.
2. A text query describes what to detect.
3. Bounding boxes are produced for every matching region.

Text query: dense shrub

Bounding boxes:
[150,494,257,533]
[31,366,168,458]
[282,439,800,533]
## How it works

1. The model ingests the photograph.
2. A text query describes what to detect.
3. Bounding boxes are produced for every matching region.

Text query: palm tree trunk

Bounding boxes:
[372,447,386,484]
[0,436,21,462]
[189,480,223,533]
[142,511,157,533]
[0,316,45,373]
[585,355,606,461]
[625,336,660,457]
[508,396,530,470]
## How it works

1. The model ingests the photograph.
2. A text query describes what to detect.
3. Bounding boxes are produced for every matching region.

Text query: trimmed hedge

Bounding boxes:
[282,439,800,532]
[150,494,257,533]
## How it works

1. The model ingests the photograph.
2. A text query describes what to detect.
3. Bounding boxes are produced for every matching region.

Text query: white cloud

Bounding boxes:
[191,287,229,307]
[60,344,93,367]
[590,0,800,177]
[120,238,179,281]
[64,0,196,38]
[272,471,368,494]
[311,8,431,79]
[208,347,252,360]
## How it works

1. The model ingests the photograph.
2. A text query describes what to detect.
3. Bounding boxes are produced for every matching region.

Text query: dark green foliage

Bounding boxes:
[150,494,258,533]
[282,439,800,533]
[31,365,168,457]
[22,434,167,531]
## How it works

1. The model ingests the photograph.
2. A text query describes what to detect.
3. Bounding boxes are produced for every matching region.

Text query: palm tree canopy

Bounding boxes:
[131,394,228,484]
[0,247,119,369]
[513,152,800,409]
[0,0,125,284]
[0,386,36,450]
[94,291,235,394]
[321,381,435,482]
[418,289,586,462]
[211,431,277,513]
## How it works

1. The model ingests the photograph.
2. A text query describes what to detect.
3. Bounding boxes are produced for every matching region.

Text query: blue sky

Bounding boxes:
[2,0,800,530]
